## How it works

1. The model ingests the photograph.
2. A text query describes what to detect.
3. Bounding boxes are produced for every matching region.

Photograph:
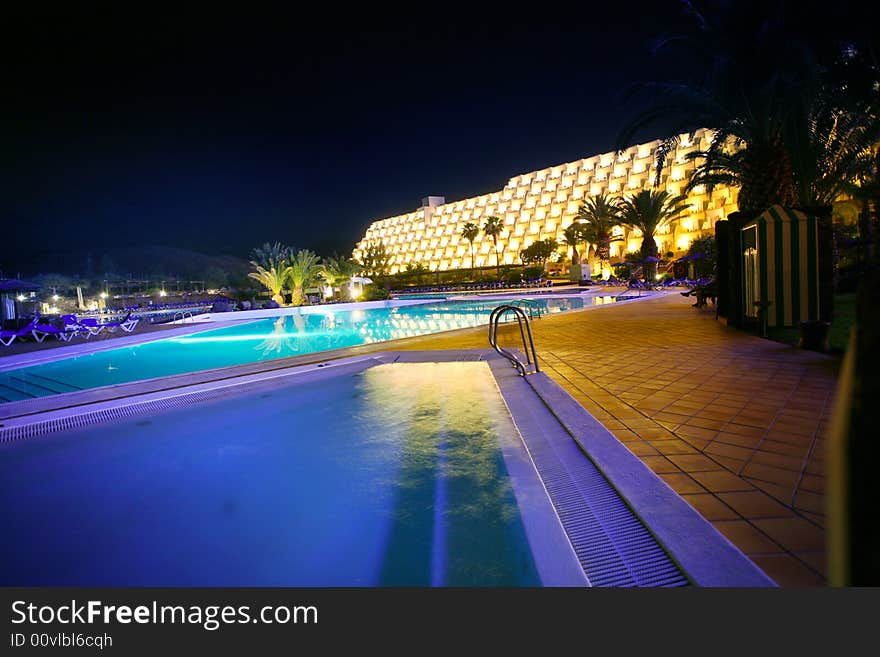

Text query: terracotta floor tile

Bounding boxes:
[625,441,661,457]
[704,442,755,461]
[631,425,676,440]
[690,470,755,492]
[716,491,795,519]
[767,431,815,446]
[793,489,825,516]
[750,451,806,472]
[650,439,701,456]
[712,455,747,474]
[680,494,740,520]
[795,552,827,577]
[722,423,767,438]
[639,455,681,475]
[677,425,719,442]
[747,479,795,506]
[749,554,825,586]
[685,416,727,431]
[760,439,809,457]
[610,429,640,442]
[713,432,763,449]
[751,517,826,553]
[799,474,825,494]
[658,472,707,495]
[800,511,826,528]
[711,520,783,554]
[742,462,802,489]
[666,453,724,472]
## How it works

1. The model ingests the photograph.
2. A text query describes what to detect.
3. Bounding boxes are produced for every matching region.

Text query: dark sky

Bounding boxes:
[2,2,875,275]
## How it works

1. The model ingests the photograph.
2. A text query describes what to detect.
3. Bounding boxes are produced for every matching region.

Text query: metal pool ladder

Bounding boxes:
[488,305,540,376]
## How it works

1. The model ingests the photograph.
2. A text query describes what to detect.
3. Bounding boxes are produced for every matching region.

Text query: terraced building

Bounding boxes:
[354,128,739,275]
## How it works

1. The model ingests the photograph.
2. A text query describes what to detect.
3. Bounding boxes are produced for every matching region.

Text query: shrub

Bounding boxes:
[505,270,523,284]
[523,265,545,280]
[362,285,390,301]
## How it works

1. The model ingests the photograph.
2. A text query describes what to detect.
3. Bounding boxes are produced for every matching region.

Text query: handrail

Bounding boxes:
[173,311,194,323]
[506,298,545,318]
[488,305,540,376]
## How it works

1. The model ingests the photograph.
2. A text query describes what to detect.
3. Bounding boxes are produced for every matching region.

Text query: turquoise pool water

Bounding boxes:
[0,296,601,401]
[0,362,543,585]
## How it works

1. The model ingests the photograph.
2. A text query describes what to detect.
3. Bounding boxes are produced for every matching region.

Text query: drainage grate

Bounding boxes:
[516,407,689,587]
[0,386,243,444]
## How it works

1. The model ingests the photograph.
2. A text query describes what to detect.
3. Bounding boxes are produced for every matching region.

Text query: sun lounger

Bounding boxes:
[0,320,38,346]
[104,312,139,333]
[32,319,79,342]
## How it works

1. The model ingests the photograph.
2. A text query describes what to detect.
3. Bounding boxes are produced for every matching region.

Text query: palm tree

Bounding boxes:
[482,215,504,275]
[460,222,480,269]
[250,242,291,270]
[616,2,815,214]
[618,190,690,282]
[561,224,583,264]
[575,193,622,271]
[287,249,321,307]
[320,254,361,300]
[620,3,880,219]
[248,262,291,306]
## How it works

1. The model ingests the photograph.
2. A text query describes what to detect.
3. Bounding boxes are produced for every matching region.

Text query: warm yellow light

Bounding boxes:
[52,294,60,301]
[159,290,168,297]
[17,295,26,302]
[99,292,108,299]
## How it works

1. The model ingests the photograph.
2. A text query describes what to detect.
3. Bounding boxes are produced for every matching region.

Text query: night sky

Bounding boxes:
[3,2,875,276]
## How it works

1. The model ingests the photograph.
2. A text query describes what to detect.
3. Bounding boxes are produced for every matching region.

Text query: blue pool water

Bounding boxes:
[0,296,606,401]
[0,363,543,586]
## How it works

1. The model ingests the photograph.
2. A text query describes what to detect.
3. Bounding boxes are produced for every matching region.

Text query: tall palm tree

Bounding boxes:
[287,249,321,307]
[248,262,291,306]
[482,215,505,275]
[617,1,818,214]
[576,193,622,271]
[460,222,480,269]
[618,190,690,281]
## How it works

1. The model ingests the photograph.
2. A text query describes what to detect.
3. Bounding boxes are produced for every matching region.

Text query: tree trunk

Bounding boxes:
[289,286,307,306]
[738,139,798,214]
[640,236,659,282]
[272,292,285,306]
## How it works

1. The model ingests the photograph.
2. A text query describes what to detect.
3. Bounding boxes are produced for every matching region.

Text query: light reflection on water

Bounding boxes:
[0,362,542,586]
[1,296,593,398]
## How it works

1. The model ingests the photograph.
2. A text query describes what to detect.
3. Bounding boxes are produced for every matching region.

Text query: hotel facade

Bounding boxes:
[354,128,739,276]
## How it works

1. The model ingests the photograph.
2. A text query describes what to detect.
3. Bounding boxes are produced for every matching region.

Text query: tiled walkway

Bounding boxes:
[381,291,839,586]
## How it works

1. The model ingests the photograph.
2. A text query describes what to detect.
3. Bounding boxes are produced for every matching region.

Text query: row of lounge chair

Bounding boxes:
[0,313,139,347]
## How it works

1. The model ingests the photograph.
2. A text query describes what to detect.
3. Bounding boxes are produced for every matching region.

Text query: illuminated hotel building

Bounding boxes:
[354,128,739,275]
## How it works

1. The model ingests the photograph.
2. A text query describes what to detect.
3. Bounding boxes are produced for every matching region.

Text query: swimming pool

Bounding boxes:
[0,352,773,586]
[0,295,616,402]
[0,361,582,586]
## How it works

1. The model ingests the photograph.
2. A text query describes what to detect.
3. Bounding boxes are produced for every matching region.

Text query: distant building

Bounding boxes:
[354,128,738,274]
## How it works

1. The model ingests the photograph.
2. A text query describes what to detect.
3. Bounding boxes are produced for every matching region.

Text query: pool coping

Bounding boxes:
[0,292,669,420]
[0,348,774,587]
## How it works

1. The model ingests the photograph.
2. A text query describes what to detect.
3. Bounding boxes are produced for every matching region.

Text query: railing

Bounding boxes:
[488,305,540,376]
[172,311,194,323]
[506,298,545,318]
